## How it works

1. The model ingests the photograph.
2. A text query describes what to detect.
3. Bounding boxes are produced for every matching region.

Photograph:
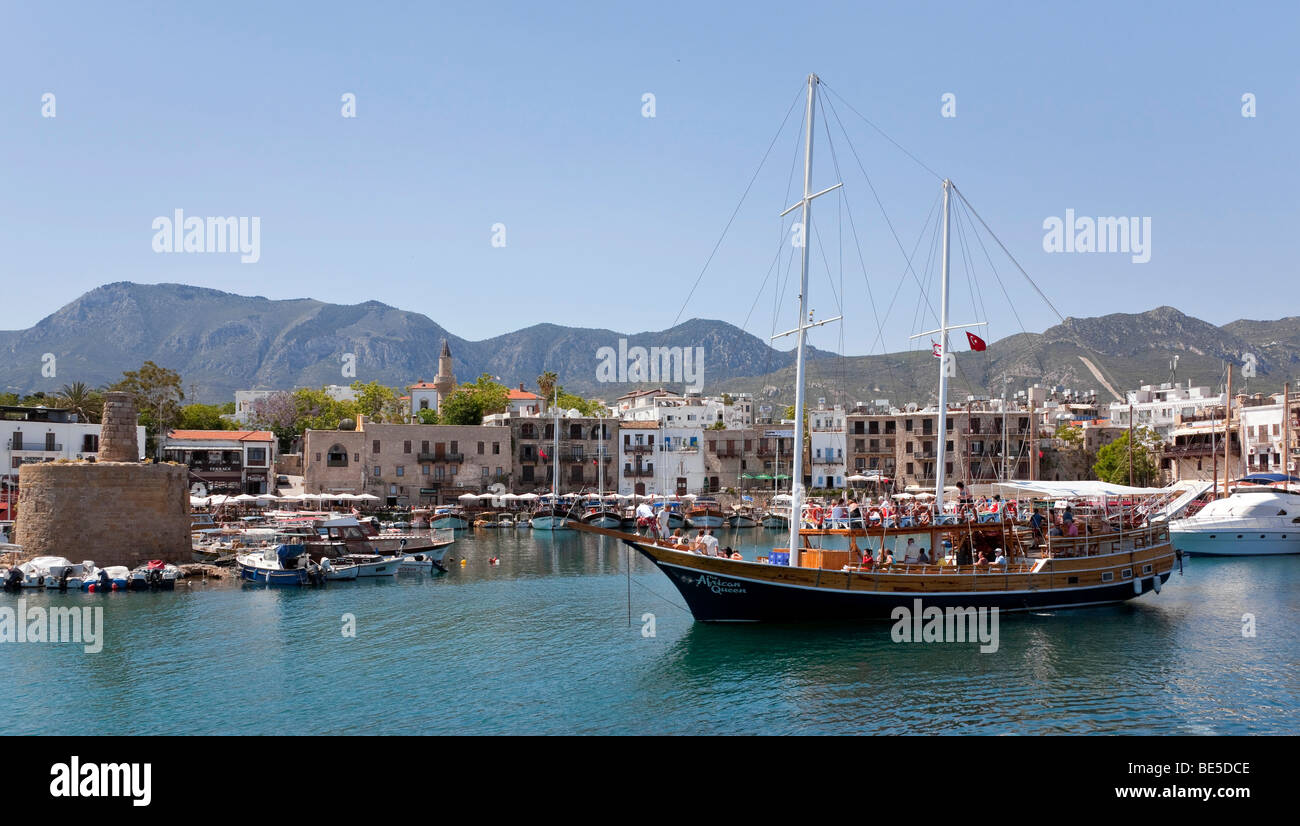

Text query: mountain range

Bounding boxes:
[1,282,1296,408]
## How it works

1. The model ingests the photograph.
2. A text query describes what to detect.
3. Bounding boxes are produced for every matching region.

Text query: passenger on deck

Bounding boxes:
[699,530,719,556]
[974,550,990,569]
[992,548,1007,566]
[902,538,919,564]
[1030,507,1045,543]
[917,547,930,564]
[1066,520,1079,537]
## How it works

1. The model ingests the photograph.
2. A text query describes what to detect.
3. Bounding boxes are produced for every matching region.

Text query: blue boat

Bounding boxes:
[237,544,324,585]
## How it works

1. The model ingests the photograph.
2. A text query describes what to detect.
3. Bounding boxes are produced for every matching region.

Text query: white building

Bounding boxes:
[1110,383,1225,440]
[1240,397,1286,474]
[808,403,847,489]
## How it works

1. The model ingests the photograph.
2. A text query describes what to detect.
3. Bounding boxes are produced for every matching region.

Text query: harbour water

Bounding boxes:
[3,530,1296,735]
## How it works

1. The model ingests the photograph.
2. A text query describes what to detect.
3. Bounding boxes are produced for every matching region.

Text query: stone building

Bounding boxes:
[303,420,507,506]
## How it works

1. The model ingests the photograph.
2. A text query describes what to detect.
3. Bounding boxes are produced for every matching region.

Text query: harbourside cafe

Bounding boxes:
[162,429,277,496]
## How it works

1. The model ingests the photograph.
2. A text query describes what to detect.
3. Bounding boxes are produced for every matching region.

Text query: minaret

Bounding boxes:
[433,339,456,408]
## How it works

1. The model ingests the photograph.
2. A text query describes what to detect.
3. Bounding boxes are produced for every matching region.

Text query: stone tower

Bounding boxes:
[433,339,456,407]
[98,391,141,462]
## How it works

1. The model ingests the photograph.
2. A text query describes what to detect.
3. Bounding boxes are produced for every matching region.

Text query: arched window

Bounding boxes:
[420,399,429,410]
[327,444,349,467]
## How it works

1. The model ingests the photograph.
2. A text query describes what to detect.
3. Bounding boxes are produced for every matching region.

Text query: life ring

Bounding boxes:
[916,509,932,526]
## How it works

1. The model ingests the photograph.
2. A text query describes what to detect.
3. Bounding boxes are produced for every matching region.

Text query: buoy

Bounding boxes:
[460,559,467,566]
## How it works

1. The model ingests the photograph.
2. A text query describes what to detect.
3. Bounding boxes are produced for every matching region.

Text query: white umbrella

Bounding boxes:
[357,493,380,501]
[500,493,519,501]
[233,493,257,502]
[189,496,208,507]
[458,493,479,502]
[517,493,539,500]
[915,492,935,499]
[894,493,914,500]
[476,493,497,500]
[846,474,870,484]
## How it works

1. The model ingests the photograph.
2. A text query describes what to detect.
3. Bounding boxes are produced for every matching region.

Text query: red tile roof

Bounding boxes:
[508,389,541,400]
[167,430,275,442]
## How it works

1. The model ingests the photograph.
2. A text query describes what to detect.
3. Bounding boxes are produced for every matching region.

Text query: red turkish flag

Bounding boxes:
[966,332,987,351]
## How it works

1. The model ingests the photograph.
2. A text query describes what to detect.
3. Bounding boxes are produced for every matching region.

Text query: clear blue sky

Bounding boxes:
[2,1,1295,358]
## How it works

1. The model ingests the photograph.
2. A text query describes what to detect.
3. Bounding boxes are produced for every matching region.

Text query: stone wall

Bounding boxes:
[99,391,141,463]
[14,462,191,566]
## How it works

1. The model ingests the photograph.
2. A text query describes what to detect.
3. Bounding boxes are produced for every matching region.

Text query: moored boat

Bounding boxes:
[728,504,760,528]
[1169,488,1300,556]
[686,497,725,529]
[128,560,181,591]
[237,544,325,586]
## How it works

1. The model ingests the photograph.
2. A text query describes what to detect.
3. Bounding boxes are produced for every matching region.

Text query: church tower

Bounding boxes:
[433,339,456,407]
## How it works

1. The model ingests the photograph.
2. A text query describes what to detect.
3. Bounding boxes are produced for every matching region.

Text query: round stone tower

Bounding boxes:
[14,392,191,566]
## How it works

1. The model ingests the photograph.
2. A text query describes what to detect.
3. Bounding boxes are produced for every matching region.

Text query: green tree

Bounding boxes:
[554,387,606,418]
[248,391,300,453]
[293,387,359,432]
[111,362,185,458]
[440,374,509,425]
[351,381,405,423]
[417,408,440,425]
[537,371,558,411]
[178,403,234,431]
[57,382,104,423]
[1054,421,1084,449]
[1093,427,1162,486]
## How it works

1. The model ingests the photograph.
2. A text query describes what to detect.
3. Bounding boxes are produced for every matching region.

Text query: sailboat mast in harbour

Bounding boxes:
[774,73,841,566]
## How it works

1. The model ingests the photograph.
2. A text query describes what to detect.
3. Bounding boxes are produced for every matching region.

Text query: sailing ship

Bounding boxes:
[531,389,573,530]
[572,73,1179,621]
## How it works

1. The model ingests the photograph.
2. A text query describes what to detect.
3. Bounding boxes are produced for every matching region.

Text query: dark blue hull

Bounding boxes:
[638,548,1173,622]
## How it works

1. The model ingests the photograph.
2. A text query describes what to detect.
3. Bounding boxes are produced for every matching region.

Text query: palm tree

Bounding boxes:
[537,371,558,413]
[58,382,102,423]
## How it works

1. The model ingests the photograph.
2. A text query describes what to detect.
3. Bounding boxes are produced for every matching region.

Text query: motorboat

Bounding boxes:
[473,512,500,529]
[1169,488,1300,556]
[237,544,325,585]
[128,560,181,591]
[84,566,131,592]
[760,506,791,529]
[580,501,623,529]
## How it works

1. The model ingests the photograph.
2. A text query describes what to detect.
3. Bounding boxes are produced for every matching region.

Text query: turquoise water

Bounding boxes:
[2,529,1296,735]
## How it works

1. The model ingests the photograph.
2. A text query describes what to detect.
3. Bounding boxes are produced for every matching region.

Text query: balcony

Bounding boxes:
[624,444,653,455]
[712,449,744,458]
[624,466,656,477]
[10,443,62,452]
[417,452,464,463]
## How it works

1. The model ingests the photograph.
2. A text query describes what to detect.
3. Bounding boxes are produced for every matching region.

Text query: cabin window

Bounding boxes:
[1067,576,1079,585]
[1121,568,1132,578]
[1142,564,1153,574]
[1101,572,1114,583]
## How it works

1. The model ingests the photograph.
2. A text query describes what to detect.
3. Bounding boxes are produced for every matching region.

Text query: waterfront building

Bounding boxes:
[1110,382,1225,440]
[808,403,846,490]
[162,429,277,495]
[302,420,506,506]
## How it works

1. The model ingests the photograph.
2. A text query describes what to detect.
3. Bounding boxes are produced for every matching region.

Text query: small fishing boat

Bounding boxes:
[319,556,360,580]
[728,505,760,528]
[581,501,623,529]
[430,506,470,530]
[34,558,95,590]
[497,512,516,528]
[333,553,403,577]
[237,544,325,585]
[686,497,726,529]
[473,512,500,529]
[128,560,181,591]
[760,506,791,529]
[530,504,572,531]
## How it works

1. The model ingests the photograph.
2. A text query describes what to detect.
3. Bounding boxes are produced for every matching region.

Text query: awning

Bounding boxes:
[992,480,1170,498]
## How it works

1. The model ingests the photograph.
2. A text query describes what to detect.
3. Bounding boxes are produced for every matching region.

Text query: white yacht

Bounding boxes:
[1169,489,1300,556]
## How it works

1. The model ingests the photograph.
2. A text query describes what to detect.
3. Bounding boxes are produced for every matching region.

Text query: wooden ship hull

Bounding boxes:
[572,521,1179,622]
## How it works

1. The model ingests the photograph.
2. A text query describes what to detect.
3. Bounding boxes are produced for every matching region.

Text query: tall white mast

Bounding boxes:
[774,73,841,567]
[910,180,984,512]
[553,385,560,500]
[934,180,952,506]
